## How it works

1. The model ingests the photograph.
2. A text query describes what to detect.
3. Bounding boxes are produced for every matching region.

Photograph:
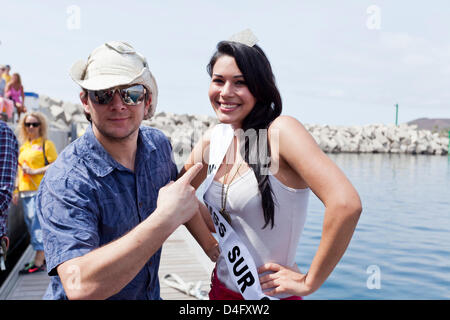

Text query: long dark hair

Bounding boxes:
[207,41,282,229]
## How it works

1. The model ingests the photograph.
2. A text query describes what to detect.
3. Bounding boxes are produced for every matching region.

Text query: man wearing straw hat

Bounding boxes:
[36,41,205,300]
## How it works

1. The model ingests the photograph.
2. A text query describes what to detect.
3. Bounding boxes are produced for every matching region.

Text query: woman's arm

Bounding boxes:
[20,86,25,104]
[22,164,49,175]
[36,165,49,175]
[259,116,362,297]
[4,83,10,98]
[180,129,220,261]
[22,140,58,176]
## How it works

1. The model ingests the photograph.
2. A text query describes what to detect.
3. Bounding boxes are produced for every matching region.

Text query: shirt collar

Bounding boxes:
[27,137,42,145]
[82,125,156,178]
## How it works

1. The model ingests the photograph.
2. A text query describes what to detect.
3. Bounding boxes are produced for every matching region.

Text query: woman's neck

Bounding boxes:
[223,135,246,165]
[28,135,40,142]
[231,123,242,131]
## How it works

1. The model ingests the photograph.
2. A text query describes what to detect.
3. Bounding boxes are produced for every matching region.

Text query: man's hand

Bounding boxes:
[12,193,19,206]
[155,163,203,226]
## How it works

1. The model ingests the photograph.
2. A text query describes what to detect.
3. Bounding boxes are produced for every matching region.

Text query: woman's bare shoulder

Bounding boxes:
[268,115,310,138]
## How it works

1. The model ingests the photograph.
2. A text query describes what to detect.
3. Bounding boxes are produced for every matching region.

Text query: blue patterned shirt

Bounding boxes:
[0,121,18,236]
[36,125,177,300]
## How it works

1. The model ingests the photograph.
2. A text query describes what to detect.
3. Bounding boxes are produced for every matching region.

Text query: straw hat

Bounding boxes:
[70,41,158,117]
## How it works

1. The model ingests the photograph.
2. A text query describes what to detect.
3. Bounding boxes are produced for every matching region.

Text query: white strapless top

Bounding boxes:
[204,168,310,298]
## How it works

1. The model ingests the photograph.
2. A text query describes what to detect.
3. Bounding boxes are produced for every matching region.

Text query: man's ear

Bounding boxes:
[144,94,152,117]
[80,91,90,115]
[80,91,88,104]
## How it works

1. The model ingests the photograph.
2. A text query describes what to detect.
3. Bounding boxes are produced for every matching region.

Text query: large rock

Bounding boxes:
[49,105,65,122]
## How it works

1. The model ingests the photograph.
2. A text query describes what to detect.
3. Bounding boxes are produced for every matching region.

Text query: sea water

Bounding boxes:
[296,153,450,299]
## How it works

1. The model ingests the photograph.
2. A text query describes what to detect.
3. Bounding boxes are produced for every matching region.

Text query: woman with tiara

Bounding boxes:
[184,29,362,300]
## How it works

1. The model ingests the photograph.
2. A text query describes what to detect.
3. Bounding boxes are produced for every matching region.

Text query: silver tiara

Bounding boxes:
[228,29,258,47]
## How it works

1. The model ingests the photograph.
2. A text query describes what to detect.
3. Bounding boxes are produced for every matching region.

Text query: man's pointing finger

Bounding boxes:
[178,163,203,185]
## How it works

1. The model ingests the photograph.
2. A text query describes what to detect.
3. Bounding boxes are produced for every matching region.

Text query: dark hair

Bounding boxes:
[81,90,92,122]
[207,41,282,229]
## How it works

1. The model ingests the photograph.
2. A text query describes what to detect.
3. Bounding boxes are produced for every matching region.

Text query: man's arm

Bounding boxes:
[56,163,204,300]
[0,124,18,235]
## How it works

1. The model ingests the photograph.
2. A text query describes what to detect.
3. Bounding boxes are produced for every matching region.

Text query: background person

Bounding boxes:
[182,30,362,300]
[1,65,11,84]
[0,120,19,258]
[5,73,26,121]
[12,112,57,274]
[0,66,9,122]
[0,65,6,97]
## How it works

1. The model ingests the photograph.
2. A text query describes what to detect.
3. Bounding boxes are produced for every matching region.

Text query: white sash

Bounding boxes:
[200,124,276,300]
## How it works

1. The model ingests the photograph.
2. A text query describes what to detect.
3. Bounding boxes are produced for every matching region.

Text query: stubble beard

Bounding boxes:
[92,119,141,144]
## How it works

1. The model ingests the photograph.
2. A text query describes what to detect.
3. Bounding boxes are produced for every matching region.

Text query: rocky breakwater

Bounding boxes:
[35,95,449,157]
[146,115,449,159]
[142,112,219,165]
[37,94,89,133]
[306,123,449,155]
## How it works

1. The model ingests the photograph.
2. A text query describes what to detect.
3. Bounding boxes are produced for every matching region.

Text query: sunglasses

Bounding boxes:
[88,84,147,106]
[24,122,41,128]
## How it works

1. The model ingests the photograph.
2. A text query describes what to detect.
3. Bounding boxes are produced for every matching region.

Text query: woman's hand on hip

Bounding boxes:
[258,262,314,297]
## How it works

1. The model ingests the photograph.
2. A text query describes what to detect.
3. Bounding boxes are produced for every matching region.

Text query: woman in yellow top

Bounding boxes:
[12,111,58,274]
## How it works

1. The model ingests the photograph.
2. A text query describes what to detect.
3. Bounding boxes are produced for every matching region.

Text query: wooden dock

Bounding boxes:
[0,226,214,300]
[159,226,214,300]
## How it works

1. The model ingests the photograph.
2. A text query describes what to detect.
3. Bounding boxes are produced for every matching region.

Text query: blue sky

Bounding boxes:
[1,0,449,125]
